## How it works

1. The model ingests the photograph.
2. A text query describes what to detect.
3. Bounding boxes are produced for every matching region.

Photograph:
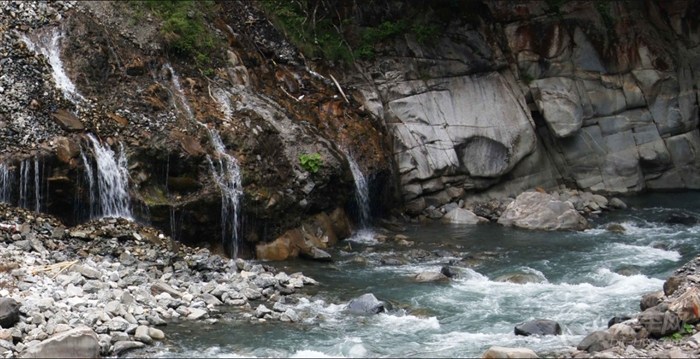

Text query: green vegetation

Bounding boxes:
[665,323,694,341]
[259,0,450,64]
[130,0,219,68]
[299,153,322,174]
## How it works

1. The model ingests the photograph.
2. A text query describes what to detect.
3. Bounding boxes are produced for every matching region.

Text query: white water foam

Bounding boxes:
[345,229,378,245]
[290,350,344,358]
[606,243,681,266]
[164,63,195,122]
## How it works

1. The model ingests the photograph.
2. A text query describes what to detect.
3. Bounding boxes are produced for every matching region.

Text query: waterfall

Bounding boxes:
[83,134,132,219]
[34,158,41,212]
[21,29,84,104]
[345,153,371,228]
[205,128,243,258]
[0,163,10,204]
[19,160,29,209]
[164,63,195,121]
[80,147,96,218]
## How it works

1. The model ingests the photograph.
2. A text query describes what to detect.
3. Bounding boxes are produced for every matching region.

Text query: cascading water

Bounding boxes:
[83,134,133,219]
[0,164,10,204]
[164,63,195,122]
[205,128,243,258]
[34,158,41,212]
[345,153,371,228]
[21,29,84,104]
[19,160,29,209]
[80,147,96,218]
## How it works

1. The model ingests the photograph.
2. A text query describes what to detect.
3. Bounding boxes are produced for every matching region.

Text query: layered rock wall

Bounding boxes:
[345,0,700,213]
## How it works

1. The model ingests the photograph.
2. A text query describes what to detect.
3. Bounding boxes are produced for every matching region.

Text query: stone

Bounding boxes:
[441,208,486,225]
[607,316,632,328]
[482,346,539,358]
[608,198,627,209]
[133,325,152,344]
[495,272,543,284]
[514,319,561,336]
[187,308,207,320]
[638,308,682,338]
[498,192,587,231]
[414,271,449,283]
[608,323,636,343]
[107,318,129,332]
[72,264,101,280]
[51,109,84,131]
[346,293,386,315]
[668,287,700,323]
[111,341,145,356]
[577,330,613,353]
[151,282,184,298]
[606,223,626,234]
[21,326,99,358]
[300,247,332,262]
[0,298,21,328]
[254,304,272,318]
[440,266,458,278]
[663,276,683,296]
[640,291,664,311]
[147,327,164,340]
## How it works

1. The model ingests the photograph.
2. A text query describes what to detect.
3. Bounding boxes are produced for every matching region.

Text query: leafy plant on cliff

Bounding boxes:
[299,152,322,174]
[130,0,219,67]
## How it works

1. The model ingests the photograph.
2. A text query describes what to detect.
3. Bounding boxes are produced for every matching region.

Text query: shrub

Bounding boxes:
[299,153,322,173]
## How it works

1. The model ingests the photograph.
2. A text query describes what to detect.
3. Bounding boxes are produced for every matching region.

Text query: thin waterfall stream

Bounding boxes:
[345,153,371,229]
[82,134,133,219]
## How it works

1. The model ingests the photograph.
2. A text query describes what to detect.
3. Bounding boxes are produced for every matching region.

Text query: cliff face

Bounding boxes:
[0,1,394,257]
[343,0,700,214]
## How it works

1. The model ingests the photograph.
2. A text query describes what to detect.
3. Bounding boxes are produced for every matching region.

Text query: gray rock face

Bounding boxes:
[0,298,20,328]
[21,326,99,358]
[514,319,562,336]
[349,1,700,205]
[346,294,386,315]
[498,192,587,231]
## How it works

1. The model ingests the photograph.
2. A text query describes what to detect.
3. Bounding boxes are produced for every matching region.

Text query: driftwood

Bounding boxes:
[29,260,79,278]
[329,74,350,104]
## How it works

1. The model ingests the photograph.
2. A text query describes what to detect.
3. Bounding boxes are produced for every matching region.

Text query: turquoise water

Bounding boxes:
[146,192,700,358]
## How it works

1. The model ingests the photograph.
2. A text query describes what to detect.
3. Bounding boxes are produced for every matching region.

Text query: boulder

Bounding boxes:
[346,293,386,315]
[498,192,587,231]
[607,315,632,328]
[441,208,486,225]
[51,109,84,131]
[111,341,145,356]
[663,276,683,296]
[0,298,20,328]
[21,326,99,358]
[441,266,458,278]
[577,330,613,353]
[414,271,449,283]
[640,291,664,311]
[514,319,561,336]
[638,308,682,338]
[668,287,700,323]
[495,272,543,284]
[300,247,333,262]
[606,223,626,234]
[482,346,539,358]
[608,323,637,343]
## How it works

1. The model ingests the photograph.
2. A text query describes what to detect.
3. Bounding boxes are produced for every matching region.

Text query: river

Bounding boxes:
[142,192,700,358]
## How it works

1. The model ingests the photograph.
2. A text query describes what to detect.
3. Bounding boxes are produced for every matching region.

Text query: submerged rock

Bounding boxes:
[414,271,449,283]
[514,319,562,336]
[494,272,543,284]
[498,192,587,231]
[441,208,486,225]
[346,293,386,315]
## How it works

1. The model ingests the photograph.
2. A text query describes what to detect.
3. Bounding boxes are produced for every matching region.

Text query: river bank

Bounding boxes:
[0,203,319,357]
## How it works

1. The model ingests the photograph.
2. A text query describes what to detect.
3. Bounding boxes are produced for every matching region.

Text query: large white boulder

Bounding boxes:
[497,191,587,231]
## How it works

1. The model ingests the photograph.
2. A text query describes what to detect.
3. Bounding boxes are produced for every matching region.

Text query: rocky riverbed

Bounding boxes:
[0,203,318,358]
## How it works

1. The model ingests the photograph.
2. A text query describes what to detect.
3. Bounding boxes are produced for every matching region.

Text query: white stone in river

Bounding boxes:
[186,308,207,320]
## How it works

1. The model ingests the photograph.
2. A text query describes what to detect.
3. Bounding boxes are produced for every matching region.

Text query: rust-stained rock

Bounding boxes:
[256,228,305,261]
[55,136,80,164]
[328,207,351,239]
[125,57,146,76]
[669,287,700,323]
[51,109,84,131]
[107,113,128,127]
[170,131,205,157]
